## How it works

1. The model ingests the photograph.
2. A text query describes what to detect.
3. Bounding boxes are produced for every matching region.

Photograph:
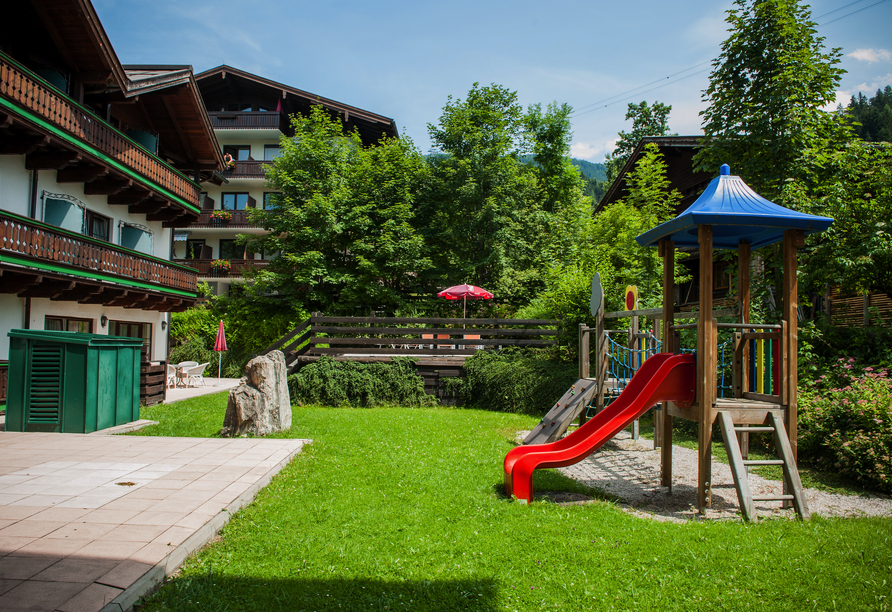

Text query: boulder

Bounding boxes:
[221,350,292,437]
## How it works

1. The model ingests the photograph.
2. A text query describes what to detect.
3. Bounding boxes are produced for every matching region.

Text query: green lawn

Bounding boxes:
[135,395,892,611]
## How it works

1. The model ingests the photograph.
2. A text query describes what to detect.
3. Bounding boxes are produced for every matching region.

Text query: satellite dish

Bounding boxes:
[590,273,603,317]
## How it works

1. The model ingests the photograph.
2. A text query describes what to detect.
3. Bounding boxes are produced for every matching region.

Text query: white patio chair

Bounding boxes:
[166,363,177,388]
[184,362,210,387]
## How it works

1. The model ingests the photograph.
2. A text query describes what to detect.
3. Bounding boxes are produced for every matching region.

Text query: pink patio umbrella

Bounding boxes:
[437,284,494,318]
[214,320,227,382]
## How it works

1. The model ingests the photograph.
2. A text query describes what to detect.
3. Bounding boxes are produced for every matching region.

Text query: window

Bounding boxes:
[222,193,250,210]
[109,321,152,357]
[85,210,110,241]
[264,145,282,161]
[44,195,84,233]
[120,223,153,255]
[223,145,251,161]
[263,192,279,210]
[219,239,242,260]
[45,316,92,333]
[186,239,206,259]
[43,193,111,243]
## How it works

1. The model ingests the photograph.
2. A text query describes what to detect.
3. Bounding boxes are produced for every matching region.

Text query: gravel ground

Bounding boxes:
[529,430,892,522]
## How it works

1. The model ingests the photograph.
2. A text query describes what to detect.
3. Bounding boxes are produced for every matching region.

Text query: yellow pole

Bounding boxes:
[756,340,765,394]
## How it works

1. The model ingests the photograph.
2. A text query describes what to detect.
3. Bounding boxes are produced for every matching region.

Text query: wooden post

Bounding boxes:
[653,314,663,448]
[697,225,714,513]
[629,312,639,439]
[737,241,751,458]
[578,323,590,426]
[578,324,590,379]
[595,302,606,414]
[659,239,675,488]
[782,230,803,459]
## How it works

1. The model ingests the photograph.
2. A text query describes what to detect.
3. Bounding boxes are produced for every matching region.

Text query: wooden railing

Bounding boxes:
[0,52,201,206]
[222,160,268,179]
[264,316,560,364]
[191,210,259,228]
[0,361,7,404]
[208,111,284,131]
[0,212,197,292]
[173,258,271,277]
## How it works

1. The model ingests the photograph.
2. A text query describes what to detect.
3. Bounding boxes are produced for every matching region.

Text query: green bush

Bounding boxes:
[798,357,892,493]
[461,348,578,416]
[287,357,438,408]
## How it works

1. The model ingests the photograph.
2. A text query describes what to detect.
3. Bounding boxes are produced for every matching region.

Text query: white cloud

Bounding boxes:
[570,140,617,162]
[821,90,852,112]
[848,49,892,63]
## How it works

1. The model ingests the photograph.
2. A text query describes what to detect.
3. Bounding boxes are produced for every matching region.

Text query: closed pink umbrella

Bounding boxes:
[437,284,494,318]
[214,320,227,381]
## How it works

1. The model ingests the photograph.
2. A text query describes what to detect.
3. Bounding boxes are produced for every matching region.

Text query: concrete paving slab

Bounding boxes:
[0,431,309,611]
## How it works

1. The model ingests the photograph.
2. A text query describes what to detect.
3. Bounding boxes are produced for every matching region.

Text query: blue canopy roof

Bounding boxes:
[635,165,834,250]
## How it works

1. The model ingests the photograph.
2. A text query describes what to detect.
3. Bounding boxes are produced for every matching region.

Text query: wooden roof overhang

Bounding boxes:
[114,66,225,182]
[194,65,399,146]
[26,0,128,90]
[598,136,712,214]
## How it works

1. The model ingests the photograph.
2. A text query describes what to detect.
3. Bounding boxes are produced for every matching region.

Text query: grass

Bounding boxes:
[134,396,892,611]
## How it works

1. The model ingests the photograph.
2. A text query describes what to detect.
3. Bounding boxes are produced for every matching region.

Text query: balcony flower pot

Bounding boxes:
[209,259,231,277]
[210,210,231,226]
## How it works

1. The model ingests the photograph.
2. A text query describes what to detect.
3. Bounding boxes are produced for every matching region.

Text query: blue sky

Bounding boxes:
[94,0,892,163]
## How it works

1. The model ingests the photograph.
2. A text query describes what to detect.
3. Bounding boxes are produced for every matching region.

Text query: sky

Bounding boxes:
[94,0,892,163]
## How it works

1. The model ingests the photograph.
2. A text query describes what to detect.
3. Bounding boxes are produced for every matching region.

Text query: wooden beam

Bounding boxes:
[0,113,12,129]
[128,198,168,215]
[84,179,132,195]
[0,135,48,156]
[0,271,42,294]
[783,230,803,461]
[108,192,153,206]
[25,151,81,170]
[18,280,76,299]
[78,287,127,305]
[107,292,148,308]
[660,238,675,487]
[162,213,198,228]
[697,225,714,513]
[50,284,103,302]
[145,208,181,222]
[56,165,108,183]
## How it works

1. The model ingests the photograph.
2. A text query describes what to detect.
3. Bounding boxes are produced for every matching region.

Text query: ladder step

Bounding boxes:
[734,426,775,433]
[752,494,795,501]
[742,460,785,466]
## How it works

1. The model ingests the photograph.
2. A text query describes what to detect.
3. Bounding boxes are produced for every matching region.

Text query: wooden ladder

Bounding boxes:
[718,411,810,521]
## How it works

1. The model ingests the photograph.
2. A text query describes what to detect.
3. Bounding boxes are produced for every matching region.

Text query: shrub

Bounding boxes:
[798,358,892,492]
[461,348,578,416]
[287,357,438,408]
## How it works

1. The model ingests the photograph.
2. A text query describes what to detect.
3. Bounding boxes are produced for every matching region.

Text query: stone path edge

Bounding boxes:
[99,439,312,612]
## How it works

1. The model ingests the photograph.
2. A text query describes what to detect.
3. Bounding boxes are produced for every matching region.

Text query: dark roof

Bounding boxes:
[635,165,834,250]
[194,65,399,146]
[597,136,711,214]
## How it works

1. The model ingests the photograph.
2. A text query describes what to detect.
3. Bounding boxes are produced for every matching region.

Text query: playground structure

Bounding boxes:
[506,165,834,520]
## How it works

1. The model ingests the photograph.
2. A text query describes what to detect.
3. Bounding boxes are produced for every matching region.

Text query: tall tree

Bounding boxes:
[694,0,849,198]
[846,86,892,143]
[246,106,430,313]
[605,101,672,183]
[421,83,586,303]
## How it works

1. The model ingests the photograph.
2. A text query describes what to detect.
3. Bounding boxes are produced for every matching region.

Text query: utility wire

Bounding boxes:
[570,0,889,117]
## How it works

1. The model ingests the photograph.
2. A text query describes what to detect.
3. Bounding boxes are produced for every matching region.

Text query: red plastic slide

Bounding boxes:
[504,353,695,503]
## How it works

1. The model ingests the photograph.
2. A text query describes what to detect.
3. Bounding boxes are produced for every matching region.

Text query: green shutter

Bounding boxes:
[27,343,63,424]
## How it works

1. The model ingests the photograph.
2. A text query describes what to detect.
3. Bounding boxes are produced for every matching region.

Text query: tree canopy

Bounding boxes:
[605,101,672,183]
[694,0,849,198]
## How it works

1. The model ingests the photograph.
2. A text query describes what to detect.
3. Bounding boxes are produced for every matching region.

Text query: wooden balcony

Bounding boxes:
[191,210,260,229]
[222,160,269,180]
[208,112,285,131]
[0,211,197,311]
[173,258,271,278]
[0,52,201,208]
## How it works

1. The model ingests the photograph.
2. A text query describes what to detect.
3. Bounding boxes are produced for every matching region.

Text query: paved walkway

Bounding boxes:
[0,427,308,610]
[163,378,241,404]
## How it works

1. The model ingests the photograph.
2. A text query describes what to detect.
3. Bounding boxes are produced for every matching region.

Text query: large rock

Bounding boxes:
[221,351,292,437]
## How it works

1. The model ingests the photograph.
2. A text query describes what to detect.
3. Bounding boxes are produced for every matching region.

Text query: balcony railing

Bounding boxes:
[222,160,269,179]
[191,210,260,229]
[173,258,271,278]
[0,52,201,207]
[0,211,197,293]
[209,111,284,131]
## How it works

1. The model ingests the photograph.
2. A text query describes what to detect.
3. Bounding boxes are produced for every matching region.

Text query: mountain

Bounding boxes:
[569,158,607,182]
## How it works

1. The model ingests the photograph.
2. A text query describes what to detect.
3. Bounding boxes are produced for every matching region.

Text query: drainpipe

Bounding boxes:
[29,170,38,219]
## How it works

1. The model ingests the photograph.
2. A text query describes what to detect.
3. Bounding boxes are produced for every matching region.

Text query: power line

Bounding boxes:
[570,0,889,117]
